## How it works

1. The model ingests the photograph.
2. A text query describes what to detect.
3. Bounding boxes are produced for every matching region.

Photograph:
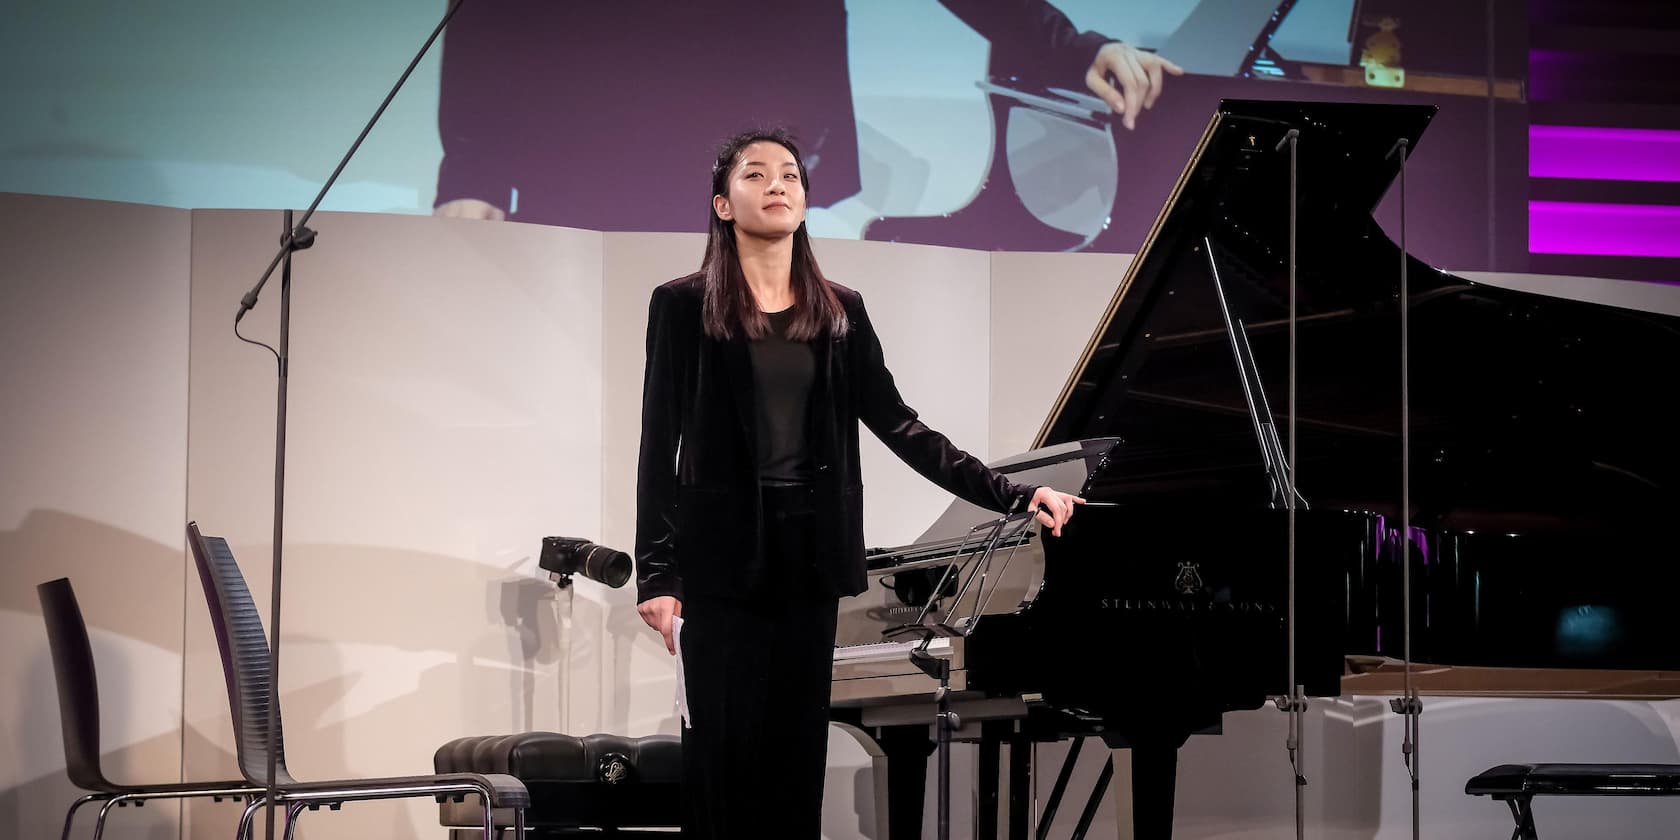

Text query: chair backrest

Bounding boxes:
[36,577,114,792]
[187,521,294,786]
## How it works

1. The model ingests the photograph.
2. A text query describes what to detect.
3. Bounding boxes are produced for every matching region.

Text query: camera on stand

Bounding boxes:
[538,536,632,589]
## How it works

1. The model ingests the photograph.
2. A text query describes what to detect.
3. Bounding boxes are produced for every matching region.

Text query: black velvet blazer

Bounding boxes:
[634,273,1039,604]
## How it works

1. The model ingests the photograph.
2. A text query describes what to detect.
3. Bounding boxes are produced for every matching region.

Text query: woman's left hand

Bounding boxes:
[1029,486,1086,537]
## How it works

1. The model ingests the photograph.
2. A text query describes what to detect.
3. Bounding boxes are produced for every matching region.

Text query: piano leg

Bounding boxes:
[876,724,935,840]
[1038,737,1116,839]
[979,721,1005,839]
[1130,745,1179,840]
[1039,736,1086,835]
[1072,756,1116,839]
[976,720,1034,840]
[1009,728,1029,840]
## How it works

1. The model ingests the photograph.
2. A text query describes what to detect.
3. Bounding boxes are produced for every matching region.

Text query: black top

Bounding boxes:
[748,307,815,483]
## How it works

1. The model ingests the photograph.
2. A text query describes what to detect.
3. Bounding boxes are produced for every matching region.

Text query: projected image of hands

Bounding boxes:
[427,0,1519,254]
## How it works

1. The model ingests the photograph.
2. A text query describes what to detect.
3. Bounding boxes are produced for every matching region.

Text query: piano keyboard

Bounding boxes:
[831,637,963,705]
[833,637,952,665]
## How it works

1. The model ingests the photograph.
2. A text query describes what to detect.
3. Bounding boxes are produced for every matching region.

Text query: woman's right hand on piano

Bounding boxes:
[638,595,683,655]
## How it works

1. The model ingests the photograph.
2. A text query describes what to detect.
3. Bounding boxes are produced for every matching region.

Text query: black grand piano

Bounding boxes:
[828,98,1680,838]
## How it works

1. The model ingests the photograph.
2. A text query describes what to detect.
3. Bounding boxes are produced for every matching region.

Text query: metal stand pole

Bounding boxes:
[1385,135,1423,840]
[229,5,468,837]
[909,648,959,840]
[1270,127,1309,840]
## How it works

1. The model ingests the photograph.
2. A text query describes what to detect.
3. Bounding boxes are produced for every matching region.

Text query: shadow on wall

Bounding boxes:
[0,511,201,840]
[0,510,186,649]
[0,511,588,681]
[496,575,565,733]
[0,734,192,840]
[0,510,187,839]
[603,591,680,736]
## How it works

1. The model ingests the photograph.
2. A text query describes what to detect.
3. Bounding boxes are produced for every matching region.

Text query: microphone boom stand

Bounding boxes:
[230,3,468,838]
[1385,134,1423,840]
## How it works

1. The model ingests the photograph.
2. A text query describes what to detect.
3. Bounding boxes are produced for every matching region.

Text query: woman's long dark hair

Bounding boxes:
[700,128,848,341]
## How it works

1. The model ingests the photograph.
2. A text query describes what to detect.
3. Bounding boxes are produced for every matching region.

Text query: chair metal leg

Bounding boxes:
[99,787,271,840]
[473,784,525,840]
[71,787,265,840]
[91,793,135,840]
[236,797,266,840]
[282,800,308,840]
[60,793,107,840]
[228,781,520,840]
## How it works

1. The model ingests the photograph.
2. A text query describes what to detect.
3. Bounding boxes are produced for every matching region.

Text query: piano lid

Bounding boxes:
[1032,96,1679,522]
[1034,99,1437,451]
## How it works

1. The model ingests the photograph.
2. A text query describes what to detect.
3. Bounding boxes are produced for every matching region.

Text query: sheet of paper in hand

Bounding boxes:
[672,615,689,728]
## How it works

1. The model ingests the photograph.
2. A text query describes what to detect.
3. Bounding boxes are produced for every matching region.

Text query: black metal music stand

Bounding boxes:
[881,508,1040,840]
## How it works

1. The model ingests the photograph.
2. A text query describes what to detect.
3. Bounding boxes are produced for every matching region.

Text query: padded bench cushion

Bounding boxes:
[435,732,680,829]
[1467,764,1680,797]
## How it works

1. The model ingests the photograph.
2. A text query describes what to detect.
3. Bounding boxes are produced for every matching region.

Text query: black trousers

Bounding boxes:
[679,482,840,840]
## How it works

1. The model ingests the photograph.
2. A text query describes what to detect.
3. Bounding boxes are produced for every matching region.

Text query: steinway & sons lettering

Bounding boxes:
[1098,599,1277,613]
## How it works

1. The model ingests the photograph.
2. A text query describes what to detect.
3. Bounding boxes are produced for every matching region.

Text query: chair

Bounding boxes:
[36,576,260,840]
[186,521,529,840]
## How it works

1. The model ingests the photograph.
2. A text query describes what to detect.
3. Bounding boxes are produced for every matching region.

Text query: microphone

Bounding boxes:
[1275,128,1300,153]
[235,226,317,323]
[538,536,632,589]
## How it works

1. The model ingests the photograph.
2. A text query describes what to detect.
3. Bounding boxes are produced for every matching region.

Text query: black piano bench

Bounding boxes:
[434,732,681,838]
[1466,763,1680,839]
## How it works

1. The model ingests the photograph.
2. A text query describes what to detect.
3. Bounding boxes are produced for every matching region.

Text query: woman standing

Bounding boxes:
[635,128,1083,838]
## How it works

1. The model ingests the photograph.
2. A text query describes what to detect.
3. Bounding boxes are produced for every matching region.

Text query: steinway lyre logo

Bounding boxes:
[1174,561,1204,595]
[598,754,631,784]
